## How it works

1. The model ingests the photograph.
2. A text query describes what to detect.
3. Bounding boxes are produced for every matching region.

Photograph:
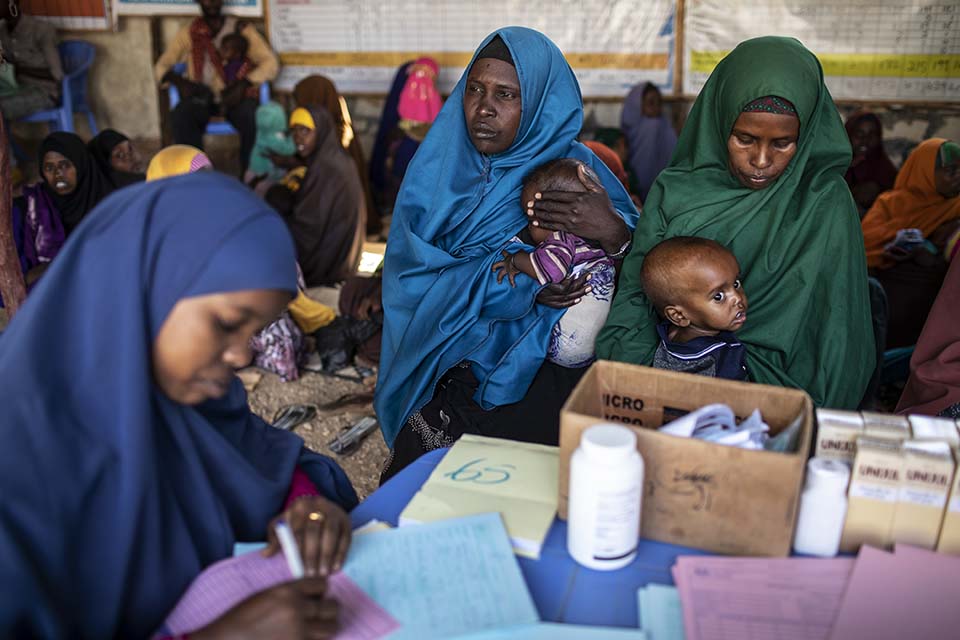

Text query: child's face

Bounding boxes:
[666,250,748,334]
[220,42,240,62]
[521,174,586,245]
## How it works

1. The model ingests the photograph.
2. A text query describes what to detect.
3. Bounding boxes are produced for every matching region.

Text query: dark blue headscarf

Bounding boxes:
[0,172,357,638]
[374,27,639,446]
[369,61,413,195]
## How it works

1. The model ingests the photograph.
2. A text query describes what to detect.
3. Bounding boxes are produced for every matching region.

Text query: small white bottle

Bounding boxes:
[792,457,851,557]
[567,424,644,570]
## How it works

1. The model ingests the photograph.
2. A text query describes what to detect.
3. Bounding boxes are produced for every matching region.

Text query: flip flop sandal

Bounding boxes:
[272,404,317,431]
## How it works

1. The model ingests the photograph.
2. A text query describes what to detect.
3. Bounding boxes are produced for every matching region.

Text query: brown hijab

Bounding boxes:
[896,257,960,417]
[288,106,366,287]
[293,75,379,233]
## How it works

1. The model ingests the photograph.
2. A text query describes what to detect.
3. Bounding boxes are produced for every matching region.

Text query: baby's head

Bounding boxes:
[219,33,249,63]
[641,236,747,334]
[521,158,592,244]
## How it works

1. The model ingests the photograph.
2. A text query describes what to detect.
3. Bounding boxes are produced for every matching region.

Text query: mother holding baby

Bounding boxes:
[375,28,639,479]
[597,37,874,409]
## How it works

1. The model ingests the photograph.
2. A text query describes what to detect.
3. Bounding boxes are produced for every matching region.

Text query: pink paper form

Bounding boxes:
[673,555,855,640]
[162,551,399,639]
[828,545,960,640]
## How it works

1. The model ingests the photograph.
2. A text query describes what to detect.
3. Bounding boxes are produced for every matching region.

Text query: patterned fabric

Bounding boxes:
[528,231,607,285]
[189,18,227,86]
[249,311,305,382]
[547,257,615,367]
[741,95,797,115]
[146,145,213,181]
[652,321,748,380]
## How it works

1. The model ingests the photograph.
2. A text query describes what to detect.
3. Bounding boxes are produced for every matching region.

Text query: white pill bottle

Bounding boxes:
[567,424,644,570]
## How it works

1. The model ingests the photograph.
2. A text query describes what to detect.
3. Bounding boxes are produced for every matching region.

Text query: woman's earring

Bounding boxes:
[8,1,18,17]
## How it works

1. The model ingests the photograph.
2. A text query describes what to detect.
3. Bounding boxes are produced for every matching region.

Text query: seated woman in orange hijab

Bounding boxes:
[862,138,960,348]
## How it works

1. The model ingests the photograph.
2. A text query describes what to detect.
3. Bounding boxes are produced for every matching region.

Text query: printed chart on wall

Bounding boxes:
[684,0,960,101]
[116,0,263,17]
[268,0,676,96]
[21,0,112,29]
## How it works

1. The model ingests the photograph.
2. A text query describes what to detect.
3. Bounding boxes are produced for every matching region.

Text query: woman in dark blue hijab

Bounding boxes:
[0,172,357,638]
[375,28,639,479]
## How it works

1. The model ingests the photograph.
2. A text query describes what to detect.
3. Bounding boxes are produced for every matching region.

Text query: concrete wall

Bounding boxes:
[62,17,160,140]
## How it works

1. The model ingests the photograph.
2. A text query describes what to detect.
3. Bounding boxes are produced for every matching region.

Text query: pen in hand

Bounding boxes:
[274,519,305,579]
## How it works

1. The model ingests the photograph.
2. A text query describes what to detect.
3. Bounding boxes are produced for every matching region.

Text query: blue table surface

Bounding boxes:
[349,448,710,628]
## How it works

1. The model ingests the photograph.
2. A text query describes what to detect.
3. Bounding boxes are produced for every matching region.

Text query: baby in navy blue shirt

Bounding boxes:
[641,236,748,380]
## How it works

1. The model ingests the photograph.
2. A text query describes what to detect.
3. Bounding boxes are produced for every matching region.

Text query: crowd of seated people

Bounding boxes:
[3,15,960,638]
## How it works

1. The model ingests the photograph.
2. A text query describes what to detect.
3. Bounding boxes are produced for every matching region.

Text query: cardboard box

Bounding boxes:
[840,437,902,552]
[891,442,955,549]
[558,361,813,557]
[815,409,863,463]
[938,455,960,554]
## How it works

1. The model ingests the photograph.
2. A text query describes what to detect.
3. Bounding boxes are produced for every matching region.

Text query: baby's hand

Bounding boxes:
[492,250,520,287]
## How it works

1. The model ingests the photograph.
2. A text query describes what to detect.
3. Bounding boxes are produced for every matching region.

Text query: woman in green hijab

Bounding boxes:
[596,37,874,409]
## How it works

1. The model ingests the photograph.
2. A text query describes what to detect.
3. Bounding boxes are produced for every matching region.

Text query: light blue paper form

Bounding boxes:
[453,622,646,638]
[342,512,539,639]
[637,584,685,640]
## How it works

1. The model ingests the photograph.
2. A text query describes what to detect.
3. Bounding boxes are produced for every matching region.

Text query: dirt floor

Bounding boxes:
[245,367,389,500]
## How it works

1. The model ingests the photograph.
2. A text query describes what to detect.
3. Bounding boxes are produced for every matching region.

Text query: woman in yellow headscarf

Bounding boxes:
[293,75,378,234]
[145,145,213,181]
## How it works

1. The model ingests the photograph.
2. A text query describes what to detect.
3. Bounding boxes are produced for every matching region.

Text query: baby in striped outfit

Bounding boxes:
[493,157,616,367]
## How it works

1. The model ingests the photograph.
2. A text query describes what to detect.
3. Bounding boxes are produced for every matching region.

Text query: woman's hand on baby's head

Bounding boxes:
[528,164,629,253]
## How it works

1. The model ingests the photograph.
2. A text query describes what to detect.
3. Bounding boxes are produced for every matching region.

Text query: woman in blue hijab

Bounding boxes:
[622,82,678,201]
[0,172,357,638]
[375,28,639,479]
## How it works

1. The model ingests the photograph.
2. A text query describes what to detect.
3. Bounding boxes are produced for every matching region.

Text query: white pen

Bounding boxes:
[274,519,305,579]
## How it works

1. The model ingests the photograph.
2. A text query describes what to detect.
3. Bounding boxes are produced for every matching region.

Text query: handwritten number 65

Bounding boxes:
[445,458,515,484]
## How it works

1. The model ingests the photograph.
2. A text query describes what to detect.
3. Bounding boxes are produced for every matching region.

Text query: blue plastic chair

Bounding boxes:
[167,62,270,136]
[18,40,97,134]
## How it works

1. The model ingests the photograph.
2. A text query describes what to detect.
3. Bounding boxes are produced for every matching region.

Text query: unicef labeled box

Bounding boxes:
[558,360,813,557]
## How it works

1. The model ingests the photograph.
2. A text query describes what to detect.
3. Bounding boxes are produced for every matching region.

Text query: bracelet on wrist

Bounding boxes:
[607,237,632,259]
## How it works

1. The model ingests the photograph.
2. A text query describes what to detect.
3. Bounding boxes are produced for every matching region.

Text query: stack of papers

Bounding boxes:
[343,513,540,639]
[637,584,685,640]
[163,549,398,639]
[399,435,559,558]
[672,555,854,640]
[828,545,960,639]
[164,513,537,640]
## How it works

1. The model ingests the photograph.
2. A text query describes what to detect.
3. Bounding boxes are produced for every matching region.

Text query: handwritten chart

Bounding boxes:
[116,0,263,18]
[684,0,960,101]
[267,0,676,96]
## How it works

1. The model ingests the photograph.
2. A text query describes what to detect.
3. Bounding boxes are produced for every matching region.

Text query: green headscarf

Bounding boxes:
[597,36,874,409]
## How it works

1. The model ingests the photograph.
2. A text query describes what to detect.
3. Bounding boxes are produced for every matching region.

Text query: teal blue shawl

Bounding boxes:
[374,27,639,446]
